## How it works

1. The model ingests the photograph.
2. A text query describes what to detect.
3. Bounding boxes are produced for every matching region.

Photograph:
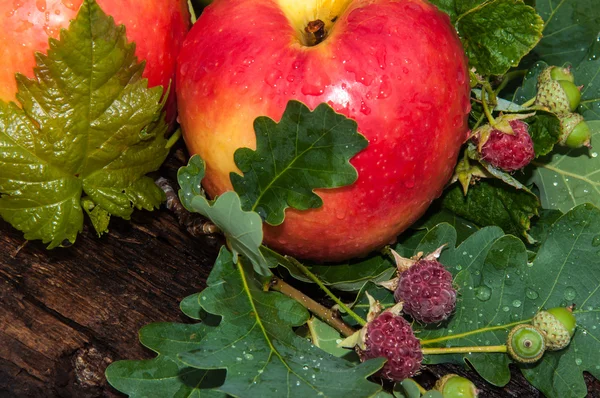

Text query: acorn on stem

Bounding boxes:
[558,113,592,148]
[507,324,546,363]
[538,65,575,85]
[533,306,577,351]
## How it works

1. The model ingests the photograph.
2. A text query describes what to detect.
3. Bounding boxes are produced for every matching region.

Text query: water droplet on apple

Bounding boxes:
[404,178,415,189]
[301,83,324,96]
[36,0,46,12]
[402,67,409,74]
[242,57,255,66]
[377,75,392,99]
[359,101,371,115]
[264,70,282,88]
[286,74,295,82]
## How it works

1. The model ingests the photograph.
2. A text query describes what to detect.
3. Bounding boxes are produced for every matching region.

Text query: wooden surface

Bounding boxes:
[1,151,599,398]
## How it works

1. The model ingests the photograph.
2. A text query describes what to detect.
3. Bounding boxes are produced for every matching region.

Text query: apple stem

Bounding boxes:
[269,277,356,337]
[286,256,368,327]
[422,345,508,355]
[305,19,327,45]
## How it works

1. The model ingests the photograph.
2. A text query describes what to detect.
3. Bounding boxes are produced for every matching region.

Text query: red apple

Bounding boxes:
[0,0,190,125]
[177,0,471,262]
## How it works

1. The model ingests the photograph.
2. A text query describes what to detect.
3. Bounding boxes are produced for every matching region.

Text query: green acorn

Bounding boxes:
[507,324,546,363]
[558,113,592,148]
[533,307,577,351]
[538,65,575,85]
[435,374,479,398]
[535,79,581,114]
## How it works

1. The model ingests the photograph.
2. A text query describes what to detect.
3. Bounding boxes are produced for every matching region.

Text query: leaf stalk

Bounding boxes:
[422,345,507,355]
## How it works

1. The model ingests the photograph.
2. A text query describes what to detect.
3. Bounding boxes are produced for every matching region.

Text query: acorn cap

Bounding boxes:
[507,324,546,363]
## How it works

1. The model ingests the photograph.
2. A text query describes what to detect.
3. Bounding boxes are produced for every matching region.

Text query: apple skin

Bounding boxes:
[0,0,190,125]
[177,0,471,262]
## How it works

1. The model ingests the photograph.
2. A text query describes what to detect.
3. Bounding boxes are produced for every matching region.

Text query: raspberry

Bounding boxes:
[394,259,456,324]
[479,120,535,172]
[358,311,422,381]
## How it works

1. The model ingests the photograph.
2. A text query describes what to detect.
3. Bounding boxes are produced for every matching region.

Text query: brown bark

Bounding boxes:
[0,150,598,397]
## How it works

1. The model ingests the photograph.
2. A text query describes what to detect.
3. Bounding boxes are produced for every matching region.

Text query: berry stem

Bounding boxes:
[481,88,497,126]
[521,97,537,108]
[269,277,356,337]
[494,70,527,94]
[286,256,368,327]
[419,319,530,346]
[422,345,508,355]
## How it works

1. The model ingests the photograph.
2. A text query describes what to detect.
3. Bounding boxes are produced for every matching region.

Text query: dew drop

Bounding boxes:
[475,285,492,301]
[526,288,539,300]
[575,358,583,366]
[502,306,510,312]
[592,235,600,247]
[512,299,522,308]
[564,286,577,301]
[244,353,254,360]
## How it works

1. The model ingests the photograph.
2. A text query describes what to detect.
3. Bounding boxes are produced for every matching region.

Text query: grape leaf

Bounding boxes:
[457,0,543,76]
[231,100,367,225]
[178,155,269,276]
[575,59,600,121]
[413,208,480,245]
[441,180,540,241]
[528,121,600,212]
[0,0,168,248]
[532,0,600,67]
[178,247,387,398]
[105,323,226,398]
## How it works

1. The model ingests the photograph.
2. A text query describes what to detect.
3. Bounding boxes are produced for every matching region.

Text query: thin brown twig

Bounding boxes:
[270,277,356,337]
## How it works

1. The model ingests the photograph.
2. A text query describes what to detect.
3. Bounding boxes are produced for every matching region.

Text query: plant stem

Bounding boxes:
[419,319,530,346]
[286,257,367,327]
[422,345,507,355]
[165,128,182,149]
[521,97,537,107]
[481,88,497,126]
[494,70,527,94]
[269,277,356,337]
[471,113,487,131]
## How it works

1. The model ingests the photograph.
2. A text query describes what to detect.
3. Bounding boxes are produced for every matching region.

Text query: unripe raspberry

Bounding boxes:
[475,119,535,172]
[538,65,575,85]
[557,113,592,148]
[394,259,457,324]
[533,307,576,351]
[358,311,423,381]
[435,374,479,398]
[507,324,546,363]
[535,79,581,113]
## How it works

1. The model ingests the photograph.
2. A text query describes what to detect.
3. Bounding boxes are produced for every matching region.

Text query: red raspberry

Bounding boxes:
[394,260,456,324]
[358,311,422,381]
[479,120,535,172]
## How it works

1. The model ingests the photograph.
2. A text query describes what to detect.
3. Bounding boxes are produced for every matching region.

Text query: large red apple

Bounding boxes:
[0,0,190,124]
[177,0,471,262]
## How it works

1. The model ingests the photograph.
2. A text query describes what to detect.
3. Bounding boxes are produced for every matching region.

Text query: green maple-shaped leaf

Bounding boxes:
[178,247,387,398]
[457,0,544,76]
[231,100,367,225]
[178,155,269,276]
[0,0,168,247]
[532,0,600,67]
[105,322,227,398]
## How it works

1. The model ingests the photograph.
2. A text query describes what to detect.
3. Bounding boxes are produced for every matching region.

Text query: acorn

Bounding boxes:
[435,374,479,398]
[507,324,546,363]
[535,79,582,114]
[533,307,577,351]
[558,113,592,148]
[538,65,575,85]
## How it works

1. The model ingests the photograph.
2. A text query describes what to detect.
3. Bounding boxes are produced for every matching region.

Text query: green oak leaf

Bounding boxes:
[532,0,600,67]
[575,59,600,121]
[519,204,600,397]
[105,323,226,398]
[231,100,367,225]
[262,245,395,293]
[441,180,540,242]
[305,317,353,358]
[512,61,548,105]
[393,379,422,398]
[178,247,387,398]
[457,0,543,76]
[527,121,600,212]
[0,0,168,248]
[178,155,269,276]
